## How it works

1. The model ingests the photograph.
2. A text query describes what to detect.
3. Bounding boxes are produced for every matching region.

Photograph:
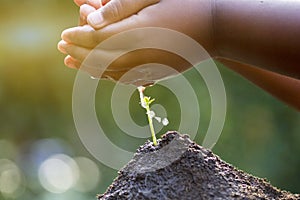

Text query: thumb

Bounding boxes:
[87,0,160,29]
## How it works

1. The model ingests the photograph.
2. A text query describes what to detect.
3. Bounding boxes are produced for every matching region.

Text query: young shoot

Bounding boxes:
[138,86,169,146]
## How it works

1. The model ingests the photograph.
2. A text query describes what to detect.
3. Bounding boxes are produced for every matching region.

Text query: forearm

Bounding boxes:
[214,0,300,79]
[217,58,300,111]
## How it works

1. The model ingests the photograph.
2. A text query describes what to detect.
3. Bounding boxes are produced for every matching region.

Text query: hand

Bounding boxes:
[58,0,215,85]
[74,0,104,26]
[75,0,160,29]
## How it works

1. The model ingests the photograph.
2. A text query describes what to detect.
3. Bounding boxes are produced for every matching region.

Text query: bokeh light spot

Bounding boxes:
[38,154,79,194]
[74,157,100,192]
[0,159,23,198]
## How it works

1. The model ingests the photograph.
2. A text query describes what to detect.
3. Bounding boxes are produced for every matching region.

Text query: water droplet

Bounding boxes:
[162,118,169,126]
[147,111,156,119]
[154,117,161,123]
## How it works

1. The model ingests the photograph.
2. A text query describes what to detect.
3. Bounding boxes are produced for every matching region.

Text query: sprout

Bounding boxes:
[138,86,169,146]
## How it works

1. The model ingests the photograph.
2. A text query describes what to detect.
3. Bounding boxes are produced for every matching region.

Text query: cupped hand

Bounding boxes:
[59,0,216,85]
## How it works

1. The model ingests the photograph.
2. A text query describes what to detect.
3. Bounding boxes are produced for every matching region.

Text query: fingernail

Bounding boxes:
[88,12,104,28]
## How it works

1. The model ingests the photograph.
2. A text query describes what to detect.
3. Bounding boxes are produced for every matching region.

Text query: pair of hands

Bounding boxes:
[58,0,214,85]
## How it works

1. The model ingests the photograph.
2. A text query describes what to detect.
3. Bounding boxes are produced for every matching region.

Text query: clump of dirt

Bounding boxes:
[98,131,299,200]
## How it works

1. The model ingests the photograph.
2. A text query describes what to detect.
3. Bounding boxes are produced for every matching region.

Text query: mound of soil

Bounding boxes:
[98,131,299,200]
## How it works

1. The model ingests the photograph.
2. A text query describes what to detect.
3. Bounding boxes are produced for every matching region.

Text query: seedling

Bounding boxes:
[138,86,169,146]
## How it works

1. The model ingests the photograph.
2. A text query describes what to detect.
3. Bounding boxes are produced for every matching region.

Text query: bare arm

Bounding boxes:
[214,0,300,78]
[217,58,300,110]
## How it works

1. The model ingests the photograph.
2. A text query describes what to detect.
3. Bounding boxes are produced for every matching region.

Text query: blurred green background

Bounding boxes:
[0,0,299,199]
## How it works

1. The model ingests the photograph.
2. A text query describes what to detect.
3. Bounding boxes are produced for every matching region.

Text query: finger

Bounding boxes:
[61,25,99,48]
[101,0,110,6]
[60,41,127,72]
[57,40,68,54]
[87,0,160,29]
[74,0,102,9]
[74,0,86,6]
[65,54,129,82]
[87,0,102,8]
[64,55,81,69]
[64,55,117,79]
[64,53,156,86]
[61,6,154,49]
[79,4,97,26]
[60,42,92,62]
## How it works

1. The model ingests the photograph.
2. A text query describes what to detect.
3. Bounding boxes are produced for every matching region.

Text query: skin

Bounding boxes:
[58,0,300,110]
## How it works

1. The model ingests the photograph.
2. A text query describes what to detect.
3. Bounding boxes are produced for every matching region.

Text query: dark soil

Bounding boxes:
[98,131,299,200]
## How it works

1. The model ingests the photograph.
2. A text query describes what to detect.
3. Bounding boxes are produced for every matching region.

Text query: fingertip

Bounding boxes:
[61,28,71,42]
[64,56,81,69]
[61,27,80,42]
[62,25,95,42]
[64,55,72,66]
[80,4,97,15]
[57,40,68,54]
[87,11,105,29]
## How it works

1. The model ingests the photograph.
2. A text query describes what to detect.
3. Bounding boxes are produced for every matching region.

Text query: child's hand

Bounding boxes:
[74,0,160,29]
[58,0,213,85]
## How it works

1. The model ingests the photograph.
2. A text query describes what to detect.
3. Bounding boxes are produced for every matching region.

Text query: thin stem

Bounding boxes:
[138,86,158,146]
[146,104,157,146]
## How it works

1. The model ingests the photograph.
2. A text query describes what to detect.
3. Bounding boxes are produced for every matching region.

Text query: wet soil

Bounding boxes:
[98,131,299,200]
